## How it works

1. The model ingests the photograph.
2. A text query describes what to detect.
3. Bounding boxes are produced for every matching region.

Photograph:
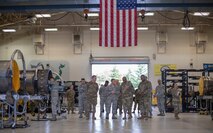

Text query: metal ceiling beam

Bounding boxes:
[0,3,213,12]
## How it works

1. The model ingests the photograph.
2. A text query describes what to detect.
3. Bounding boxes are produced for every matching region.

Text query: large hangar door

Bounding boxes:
[90,56,150,87]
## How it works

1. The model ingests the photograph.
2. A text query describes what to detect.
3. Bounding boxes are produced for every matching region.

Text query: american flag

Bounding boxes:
[99,0,137,47]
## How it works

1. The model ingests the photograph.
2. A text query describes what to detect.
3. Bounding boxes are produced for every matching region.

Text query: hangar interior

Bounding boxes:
[0,0,213,133]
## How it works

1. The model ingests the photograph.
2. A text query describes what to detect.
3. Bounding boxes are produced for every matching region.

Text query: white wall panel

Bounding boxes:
[0,28,213,87]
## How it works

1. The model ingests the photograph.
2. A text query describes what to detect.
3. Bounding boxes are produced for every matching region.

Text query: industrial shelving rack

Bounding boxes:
[161,69,205,112]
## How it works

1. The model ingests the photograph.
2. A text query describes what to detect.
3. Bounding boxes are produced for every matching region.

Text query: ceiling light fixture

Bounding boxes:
[2,29,16,32]
[193,12,210,16]
[90,28,100,31]
[137,27,149,30]
[181,27,194,30]
[139,12,154,16]
[35,14,51,18]
[44,28,58,31]
[84,13,99,17]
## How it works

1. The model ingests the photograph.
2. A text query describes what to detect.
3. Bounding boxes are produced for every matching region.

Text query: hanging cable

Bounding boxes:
[75,12,99,21]
[44,12,70,21]
[156,11,183,20]
[182,10,190,27]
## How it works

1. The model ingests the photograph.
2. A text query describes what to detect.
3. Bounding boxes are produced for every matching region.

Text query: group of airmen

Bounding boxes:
[74,75,182,120]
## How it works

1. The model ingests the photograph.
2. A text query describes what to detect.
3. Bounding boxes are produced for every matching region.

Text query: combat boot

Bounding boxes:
[137,113,145,119]
[162,111,165,116]
[175,113,180,120]
[43,114,47,119]
[123,113,127,120]
[85,113,89,120]
[106,113,109,119]
[79,114,83,118]
[157,112,163,116]
[128,114,132,119]
[119,111,122,115]
[52,115,57,121]
[112,114,117,119]
[92,113,96,120]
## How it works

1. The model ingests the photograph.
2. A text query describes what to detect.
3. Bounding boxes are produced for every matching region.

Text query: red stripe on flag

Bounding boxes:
[110,0,114,47]
[128,10,132,47]
[116,10,120,47]
[105,0,108,47]
[99,0,102,46]
[123,10,126,47]
[99,0,137,47]
[134,9,137,46]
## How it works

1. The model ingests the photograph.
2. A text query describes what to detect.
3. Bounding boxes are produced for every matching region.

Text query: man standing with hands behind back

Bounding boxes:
[154,79,165,116]
[78,78,87,118]
[138,75,152,120]
[85,75,99,120]
[120,77,135,119]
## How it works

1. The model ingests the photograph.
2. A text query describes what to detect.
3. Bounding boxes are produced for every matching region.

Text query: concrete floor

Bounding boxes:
[2,110,213,133]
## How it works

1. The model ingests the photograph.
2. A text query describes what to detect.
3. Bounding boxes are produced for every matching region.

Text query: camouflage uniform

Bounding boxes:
[78,83,87,116]
[171,88,181,119]
[155,84,165,115]
[49,80,59,120]
[85,81,99,119]
[105,83,120,118]
[133,89,140,113]
[117,93,122,115]
[121,81,134,119]
[66,88,75,114]
[148,86,153,117]
[99,85,107,114]
[138,80,152,119]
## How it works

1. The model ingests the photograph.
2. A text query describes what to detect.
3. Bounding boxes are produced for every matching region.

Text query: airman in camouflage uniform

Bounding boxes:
[99,80,109,117]
[138,75,152,120]
[170,83,181,119]
[133,89,140,113]
[66,85,76,114]
[117,93,122,115]
[120,77,135,119]
[49,77,59,120]
[105,79,120,119]
[116,80,122,115]
[154,79,165,116]
[78,78,87,118]
[85,75,99,120]
[148,76,153,118]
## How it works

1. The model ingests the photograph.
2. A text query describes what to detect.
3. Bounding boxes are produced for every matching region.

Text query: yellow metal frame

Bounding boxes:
[199,76,204,96]
[12,60,20,92]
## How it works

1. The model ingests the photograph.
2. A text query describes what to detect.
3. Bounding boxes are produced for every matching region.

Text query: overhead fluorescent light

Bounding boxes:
[2,29,16,32]
[193,12,210,16]
[44,28,58,31]
[84,13,99,17]
[139,12,154,16]
[181,27,194,30]
[35,14,51,18]
[90,28,100,31]
[137,27,149,30]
